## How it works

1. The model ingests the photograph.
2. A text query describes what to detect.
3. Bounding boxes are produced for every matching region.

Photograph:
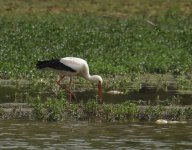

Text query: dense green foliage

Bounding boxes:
[0,14,192,79]
[28,97,192,122]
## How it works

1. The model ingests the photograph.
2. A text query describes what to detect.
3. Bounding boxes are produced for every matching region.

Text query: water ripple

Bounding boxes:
[0,121,191,149]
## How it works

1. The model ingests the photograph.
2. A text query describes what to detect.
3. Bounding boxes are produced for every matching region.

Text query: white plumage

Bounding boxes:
[37,57,103,102]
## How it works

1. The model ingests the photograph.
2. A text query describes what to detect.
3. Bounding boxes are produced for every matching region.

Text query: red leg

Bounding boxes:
[68,77,72,102]
[68,77,76,102]
[56,75,65,87]
[56,75,76,101]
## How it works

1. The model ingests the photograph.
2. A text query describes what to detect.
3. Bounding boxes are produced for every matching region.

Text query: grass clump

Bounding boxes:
[29,97,68,121]
[28,96,140,122]
[28,97,192,122]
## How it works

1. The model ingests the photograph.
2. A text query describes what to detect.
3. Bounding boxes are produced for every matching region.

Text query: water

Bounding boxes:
[0,120,191,149]
[0,81,192,149]
[1,83,192,105]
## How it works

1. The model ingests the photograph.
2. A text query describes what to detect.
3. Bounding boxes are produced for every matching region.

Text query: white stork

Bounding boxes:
[36,57,103,102]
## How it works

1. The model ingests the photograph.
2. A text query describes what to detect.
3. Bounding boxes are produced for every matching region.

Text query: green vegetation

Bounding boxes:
[0,0,192,121]
[0,0,192,80]
[0,0,191,17]
[1,14,192,79]
[1,100,191,122]
[27,97,192,122]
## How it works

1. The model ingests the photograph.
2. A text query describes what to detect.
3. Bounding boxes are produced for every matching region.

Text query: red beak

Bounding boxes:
[98,81,102,102]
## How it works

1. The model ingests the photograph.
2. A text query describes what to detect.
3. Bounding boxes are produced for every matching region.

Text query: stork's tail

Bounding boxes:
[36,60,51,69]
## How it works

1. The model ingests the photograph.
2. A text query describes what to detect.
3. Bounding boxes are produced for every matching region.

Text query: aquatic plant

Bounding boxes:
[142,106,165,121]
[26,96,192,122]
[28,96,44,120]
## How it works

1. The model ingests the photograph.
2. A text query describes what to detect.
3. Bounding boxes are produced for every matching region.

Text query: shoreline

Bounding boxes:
[1,103,191,122]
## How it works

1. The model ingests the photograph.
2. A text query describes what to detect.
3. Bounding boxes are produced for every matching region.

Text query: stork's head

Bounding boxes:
[91,75,103,102]
[96,75,103,85]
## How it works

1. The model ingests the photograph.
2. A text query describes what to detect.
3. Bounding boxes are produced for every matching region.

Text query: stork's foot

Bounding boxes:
[97,98,103,104]
[67,91,77,102]
[98,100,103,104]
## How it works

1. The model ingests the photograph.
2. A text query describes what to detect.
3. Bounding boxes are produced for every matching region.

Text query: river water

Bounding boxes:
[0,120,191,149]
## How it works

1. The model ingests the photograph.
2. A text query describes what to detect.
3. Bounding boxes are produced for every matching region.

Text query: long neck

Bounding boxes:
[83,70,102,83]
[82,63,101,83]
[84,73,97,83]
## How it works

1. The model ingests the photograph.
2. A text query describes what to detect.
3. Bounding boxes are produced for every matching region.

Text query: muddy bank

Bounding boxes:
[0,103,191,122]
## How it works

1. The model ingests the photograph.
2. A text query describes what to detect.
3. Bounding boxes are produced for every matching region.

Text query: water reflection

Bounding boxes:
[1,83,192,105]
[0,120,191,149]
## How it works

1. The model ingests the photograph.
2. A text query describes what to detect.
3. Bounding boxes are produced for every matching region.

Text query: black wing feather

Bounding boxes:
[36,59,76,72]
